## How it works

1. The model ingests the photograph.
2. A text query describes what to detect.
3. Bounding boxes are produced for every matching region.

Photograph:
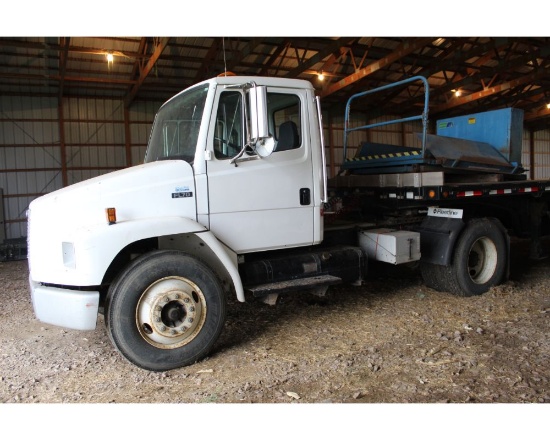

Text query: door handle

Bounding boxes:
[300,188,311,205]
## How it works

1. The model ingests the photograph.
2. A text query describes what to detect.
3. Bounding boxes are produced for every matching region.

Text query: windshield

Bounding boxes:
[144,84,209,163]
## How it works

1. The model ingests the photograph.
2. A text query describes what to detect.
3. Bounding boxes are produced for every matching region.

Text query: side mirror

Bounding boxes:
[248,85,269,140]
[230,83,275,165]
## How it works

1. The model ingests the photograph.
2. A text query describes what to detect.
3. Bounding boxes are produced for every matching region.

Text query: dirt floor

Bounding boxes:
[0,238,548,434]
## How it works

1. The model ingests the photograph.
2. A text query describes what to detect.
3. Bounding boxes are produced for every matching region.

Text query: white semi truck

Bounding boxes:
[27,75,550,371]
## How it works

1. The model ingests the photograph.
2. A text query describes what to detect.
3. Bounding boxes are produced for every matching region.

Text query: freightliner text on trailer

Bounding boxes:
[27,75,550,371]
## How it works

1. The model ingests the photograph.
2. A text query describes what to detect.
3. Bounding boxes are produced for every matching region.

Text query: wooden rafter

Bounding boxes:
[124,37,169,107]
[320,37,434,98]
[0,36,549,126]
[432,68,550,113]
[285,37,356,78]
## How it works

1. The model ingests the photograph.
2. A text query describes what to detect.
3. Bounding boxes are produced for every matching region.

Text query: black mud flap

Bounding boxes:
[416,216,465,265]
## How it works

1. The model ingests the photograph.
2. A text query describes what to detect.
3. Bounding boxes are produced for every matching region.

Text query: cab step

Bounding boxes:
[247,274,342,297]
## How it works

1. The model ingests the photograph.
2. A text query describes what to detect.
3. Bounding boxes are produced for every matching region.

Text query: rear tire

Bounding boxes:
[105,250,226,371]
[420,261,449,292]
[421,218,507,297]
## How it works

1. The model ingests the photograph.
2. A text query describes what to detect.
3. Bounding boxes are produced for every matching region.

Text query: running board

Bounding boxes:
[247,274,342,297]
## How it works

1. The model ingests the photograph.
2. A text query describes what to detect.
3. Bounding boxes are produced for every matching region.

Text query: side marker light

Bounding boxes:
[106,207,117,225]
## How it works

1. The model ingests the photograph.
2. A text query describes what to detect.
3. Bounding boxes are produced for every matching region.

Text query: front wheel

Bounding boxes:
[105,250,226,371]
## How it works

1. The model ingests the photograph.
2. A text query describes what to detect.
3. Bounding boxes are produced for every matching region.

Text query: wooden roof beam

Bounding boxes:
[0,71,136,85]
[225,37,264,73]
[194,38,223,82]
[124,37,169,107]
[320,37,435,98]
[284,37,356,78]
[432,68,550,113]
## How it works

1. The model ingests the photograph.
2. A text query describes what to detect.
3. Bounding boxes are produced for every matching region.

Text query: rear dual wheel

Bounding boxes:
[421,218,507,297]
[105,250,226,371]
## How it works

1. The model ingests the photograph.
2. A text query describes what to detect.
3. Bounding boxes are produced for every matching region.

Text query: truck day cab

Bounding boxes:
[28,75,550,371]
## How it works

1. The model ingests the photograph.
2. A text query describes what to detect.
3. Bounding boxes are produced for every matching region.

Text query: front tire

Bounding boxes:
[105,250,226,371]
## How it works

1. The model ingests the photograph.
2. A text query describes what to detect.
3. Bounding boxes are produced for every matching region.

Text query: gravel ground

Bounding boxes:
[1,238,548,436]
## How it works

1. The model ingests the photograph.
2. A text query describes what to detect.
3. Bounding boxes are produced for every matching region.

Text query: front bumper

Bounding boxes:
[29,278,99,331]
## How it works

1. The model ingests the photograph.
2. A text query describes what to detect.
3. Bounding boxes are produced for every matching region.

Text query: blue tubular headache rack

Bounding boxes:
[341,76,430,174]
[340,76,524,177]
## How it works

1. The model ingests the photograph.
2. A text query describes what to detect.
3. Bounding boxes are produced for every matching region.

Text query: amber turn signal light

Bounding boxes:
[106,207,117,225]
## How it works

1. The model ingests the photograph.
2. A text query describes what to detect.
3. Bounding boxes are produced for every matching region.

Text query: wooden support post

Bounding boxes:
[124,107,132,167]
[328,109,335,179]
[529,128,535,180]
[58,100,68,187]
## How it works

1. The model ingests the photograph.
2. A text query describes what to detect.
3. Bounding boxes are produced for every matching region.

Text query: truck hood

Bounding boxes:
[29,160,196,227]
[28,160,198,284]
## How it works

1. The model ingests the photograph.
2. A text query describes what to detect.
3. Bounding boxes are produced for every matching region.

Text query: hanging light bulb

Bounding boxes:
[106,53,114,63]
[318,71,325,81]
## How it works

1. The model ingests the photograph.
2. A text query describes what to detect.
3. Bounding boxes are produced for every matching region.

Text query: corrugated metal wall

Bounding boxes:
[0,96,161,240]
[531,130,550,179]
[1,96,61,240]
[64,97,126,185]
[129,101,159,166]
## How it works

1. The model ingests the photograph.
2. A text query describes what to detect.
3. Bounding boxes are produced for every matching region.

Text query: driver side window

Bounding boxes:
[271,94,301,152]
[214,91,244,159]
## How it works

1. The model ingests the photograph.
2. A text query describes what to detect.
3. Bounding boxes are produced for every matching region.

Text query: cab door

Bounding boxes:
[206,86,315,254]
